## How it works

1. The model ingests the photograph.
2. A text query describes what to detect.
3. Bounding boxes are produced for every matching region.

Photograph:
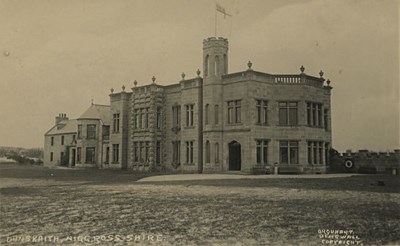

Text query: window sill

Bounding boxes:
[306,125,324,129]
[183,163,195,166]
[225,123,243,126]
[255,123,269,126]
[184,126,195,129]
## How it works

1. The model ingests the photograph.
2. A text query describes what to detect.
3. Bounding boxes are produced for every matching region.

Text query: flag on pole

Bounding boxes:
[216,3,231,18]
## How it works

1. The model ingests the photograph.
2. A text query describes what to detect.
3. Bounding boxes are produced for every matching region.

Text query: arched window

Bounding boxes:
[215,55,219,75]
[205,104,209,125]
[204,55,209,77]
[215,143,219,163]
[205,141,210,163]
[214,104,219,125]
[223,54,227,74]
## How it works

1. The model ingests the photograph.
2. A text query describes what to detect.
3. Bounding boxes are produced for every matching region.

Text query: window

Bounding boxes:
[144,108,149,128]
[186,141,194,164]
[60,152,64,162]
[105,147,109,164]
[205,141,210,163]
[204,54,209,77]
[205,104,209,125]
[77,147,81,163]
[87,124,96,139]
[215,143,219,163]
[50,152,53,162]
[172,141,181,165]
[256,100,268,124]
[156,107,162,129]
[145,142,149,162]
[102,126,110,140]
[307,141,325,165]
[223,54,227,74]
[185,104,194,127]
[227,100,241,124]
[279,102,298,125]
[307,102,323,127]
[139,142,144,162]
[51,136,54,146]
[112,144,119,163]
[317,105,322,126]
[138,110,142,129]
[324,109,329,131]
[279,141,298,164]
[77,125,82,139]
[134,110,139,129]
[61,135,64,145]
[215,55,219,75]
[325,143,330,165]
[113,113,120,133]
[256,140,268,164]
[156,141,161,164]
[214,105,219,125]
[73,134,76,142]
[134,142,138,162]
[85,147,95,164]
[172,105,181,129]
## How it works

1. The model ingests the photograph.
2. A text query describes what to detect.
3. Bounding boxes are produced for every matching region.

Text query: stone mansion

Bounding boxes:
[44,37,333,174]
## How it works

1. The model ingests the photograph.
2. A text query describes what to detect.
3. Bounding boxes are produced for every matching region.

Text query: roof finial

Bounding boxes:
[300,65,305,74]
[110,88,114,93]
[247,61,253,70]
[133,80,138,87]
[122,85,125,91]
[152,76,156,83]
[327,79,331,86]
[181,72,186,80]
[319,70,324,78]
[196,69,201,77]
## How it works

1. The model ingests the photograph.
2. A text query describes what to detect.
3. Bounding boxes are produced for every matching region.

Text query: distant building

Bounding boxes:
[44,37,333,174]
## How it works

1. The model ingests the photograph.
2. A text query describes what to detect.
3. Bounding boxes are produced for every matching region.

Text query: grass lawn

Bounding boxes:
[0,164,399,245]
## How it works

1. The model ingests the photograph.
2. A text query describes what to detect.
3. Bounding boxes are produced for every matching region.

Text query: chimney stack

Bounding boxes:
[55,113,68,125]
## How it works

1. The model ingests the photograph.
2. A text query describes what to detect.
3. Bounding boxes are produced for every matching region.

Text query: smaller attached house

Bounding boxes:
[44,104,111,168]
[44,114,77,166]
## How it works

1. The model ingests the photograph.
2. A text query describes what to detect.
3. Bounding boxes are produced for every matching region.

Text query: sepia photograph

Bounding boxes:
[0,0,399,245]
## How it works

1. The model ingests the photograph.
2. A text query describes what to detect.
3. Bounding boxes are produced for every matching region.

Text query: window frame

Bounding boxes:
[278,101,298,126]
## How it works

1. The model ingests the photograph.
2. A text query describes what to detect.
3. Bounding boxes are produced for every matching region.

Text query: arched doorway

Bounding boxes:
[228,141,241,171]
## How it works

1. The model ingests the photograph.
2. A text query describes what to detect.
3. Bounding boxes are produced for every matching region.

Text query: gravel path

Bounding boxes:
[137,173,360,182]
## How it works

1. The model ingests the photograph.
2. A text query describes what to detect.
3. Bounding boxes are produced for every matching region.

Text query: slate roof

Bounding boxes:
[78,104,111,125]
[45,119,78,136]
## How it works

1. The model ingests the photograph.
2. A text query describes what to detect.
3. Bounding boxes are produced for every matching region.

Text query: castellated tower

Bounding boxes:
[202,37,228,172]
[203,37,229,81]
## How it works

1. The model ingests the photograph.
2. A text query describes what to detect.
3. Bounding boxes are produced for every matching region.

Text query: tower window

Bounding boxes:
[215,143,219,163]
[205,104,209,125]
[214,105,219,125]
[223,54,227,74]
[215,55,219,75]
[205,141,210,163]
[204,55,209,77]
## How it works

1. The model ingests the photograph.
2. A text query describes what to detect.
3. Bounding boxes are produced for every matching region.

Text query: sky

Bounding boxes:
[0,0,399,152]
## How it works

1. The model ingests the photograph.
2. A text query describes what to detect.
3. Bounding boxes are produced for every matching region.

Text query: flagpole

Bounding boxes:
[215,4,217,37]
